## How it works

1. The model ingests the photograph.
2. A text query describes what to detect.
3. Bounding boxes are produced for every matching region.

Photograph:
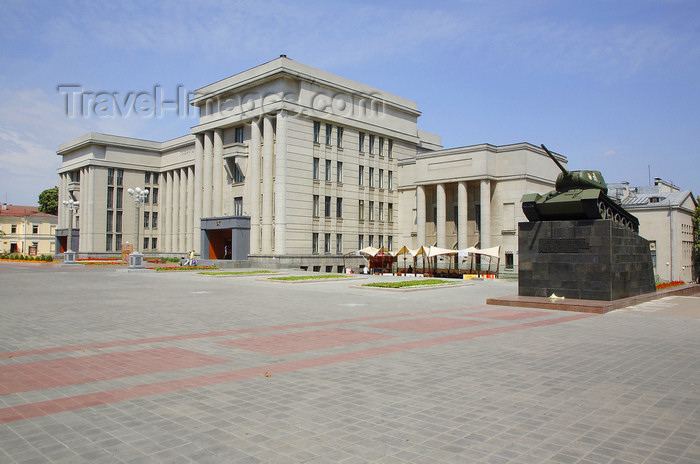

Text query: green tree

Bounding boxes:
[38,186,59,215]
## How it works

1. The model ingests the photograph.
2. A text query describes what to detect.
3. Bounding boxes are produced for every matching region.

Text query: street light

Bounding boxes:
[62,198,79,264]
[127,187,149,268]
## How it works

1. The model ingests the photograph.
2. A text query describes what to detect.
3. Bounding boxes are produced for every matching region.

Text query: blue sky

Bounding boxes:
[1,0,698,206]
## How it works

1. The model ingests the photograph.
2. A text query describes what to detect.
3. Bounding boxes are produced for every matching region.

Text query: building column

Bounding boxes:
[249,120,262,254]
[416,185,426,246]
[261,116,274,254]
[193,134,204,254]
[78,167,87,253]
[179,168,188,253]
[88,166,96,252]
[172,169,180,252]
[457,181,468,249]
[436,183,446,248]
[59,174,67,228]
[480,179,491,263]
[163,171,171,252]
[202,131,213,218]
[274,111,287,255]
[186,165,195,252]
[213,129,223,217]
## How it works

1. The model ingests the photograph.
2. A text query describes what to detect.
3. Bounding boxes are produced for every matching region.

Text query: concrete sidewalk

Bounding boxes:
[1,263,699,463]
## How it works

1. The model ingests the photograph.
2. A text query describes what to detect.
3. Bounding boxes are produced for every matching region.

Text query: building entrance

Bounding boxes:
[200,216,250,260]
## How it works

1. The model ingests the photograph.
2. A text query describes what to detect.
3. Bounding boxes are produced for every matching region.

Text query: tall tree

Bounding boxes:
[38,186,59,215]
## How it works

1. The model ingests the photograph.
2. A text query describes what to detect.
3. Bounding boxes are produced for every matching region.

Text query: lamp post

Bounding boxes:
[127,187,149,269]
[62,198,79,264]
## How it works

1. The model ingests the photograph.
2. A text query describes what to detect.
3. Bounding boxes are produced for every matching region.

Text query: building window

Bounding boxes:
[359,132,365,153]
[235,126,244,143]
[388,139,393,158]
[359,200,364,221]
[106,211,113,232]
[388,203,394,222]
[379,169,384,189]
[32,225,38,234]
[312,233,319,253]
[234,197,243,216]
[324,233,331,253]
[388,236,393,251]
[379,235,384,249]
[325,159,332,182]
[324,196,331,217]
[369,135,375,154]
[116,169,123,186]
[151,237,157,249]
[313,195,319,217]
[106,234,113,251]
[145,172,151,184]
[152,211,158,229]
[152,188,159,205]
[369,201,375,221]
[152,173,159,184]
[336,161,343,183]
[325,124,332,145]
[369,235,374,247]
[336,234,342,254]
[107,168,114,185]
[144,211,150,229]
[358,235,364,250]
[336,198,343,218]
[11,225,17,234]
[337,127,343,148]
[313,158,320,180]
[234,164,244,183]
[115,234,122,249]
[106,187,113,209]
[389,171,394,190]
[143,237,149,250]
[378,137,384,156]
[116,187,123,209]
[115,211,122,233]
[505,252,514,269]
[313,121,321,143]
[369,167,374,188]
[358,165,364,186]
[144,189,150,204]
[379,202,384,222]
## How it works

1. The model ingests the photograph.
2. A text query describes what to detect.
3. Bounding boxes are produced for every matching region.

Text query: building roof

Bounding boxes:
[0,204,57,218]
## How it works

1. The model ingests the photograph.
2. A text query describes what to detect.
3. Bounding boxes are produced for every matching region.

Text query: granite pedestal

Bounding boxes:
[518,219,656,301]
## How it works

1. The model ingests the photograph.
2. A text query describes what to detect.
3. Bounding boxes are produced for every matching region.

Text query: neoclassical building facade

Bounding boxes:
[56,57,563,271]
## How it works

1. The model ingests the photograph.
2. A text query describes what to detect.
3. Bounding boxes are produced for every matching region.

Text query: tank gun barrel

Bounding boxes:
[541,144,568,175]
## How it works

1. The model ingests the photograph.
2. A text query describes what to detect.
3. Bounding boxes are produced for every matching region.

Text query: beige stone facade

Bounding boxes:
[56,57,564,272]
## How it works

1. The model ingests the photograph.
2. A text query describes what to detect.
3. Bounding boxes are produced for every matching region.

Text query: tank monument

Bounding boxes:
[518,145,656,301]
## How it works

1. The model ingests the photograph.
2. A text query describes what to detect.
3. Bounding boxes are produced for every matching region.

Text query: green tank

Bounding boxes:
[521,144,639,233]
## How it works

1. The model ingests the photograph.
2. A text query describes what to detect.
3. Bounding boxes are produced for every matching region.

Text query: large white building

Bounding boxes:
[56,56,564,272]
[609,179,697,283]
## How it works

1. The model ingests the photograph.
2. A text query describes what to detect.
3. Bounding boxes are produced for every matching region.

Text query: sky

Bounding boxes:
[1,0,698,206]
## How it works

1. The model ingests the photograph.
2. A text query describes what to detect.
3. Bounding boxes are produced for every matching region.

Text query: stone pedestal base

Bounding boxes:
[128,252,145,269]
[518,220,655,301]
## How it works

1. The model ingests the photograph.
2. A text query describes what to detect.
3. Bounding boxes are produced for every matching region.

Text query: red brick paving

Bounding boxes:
[462,308,547,320]
[367,316,491,333]
[0,347,231,395]
[218,328,395,354]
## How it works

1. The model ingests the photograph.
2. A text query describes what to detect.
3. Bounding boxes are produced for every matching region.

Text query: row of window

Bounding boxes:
[144,172,160,184]
[311,233,394,254]
[107,168,123,186]
[107,186,158,209]
[312,158,394,189]
[6,225,43,234]
[311,196,394,222]
[105,234,159,252]
[313,122,393,158]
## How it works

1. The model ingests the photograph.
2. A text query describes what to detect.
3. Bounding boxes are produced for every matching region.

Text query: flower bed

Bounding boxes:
[362,279,457,289]
[656,281,685,290]
[154,266,218,271]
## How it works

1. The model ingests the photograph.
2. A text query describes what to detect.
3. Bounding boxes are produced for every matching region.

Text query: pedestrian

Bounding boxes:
[188,250,195,266]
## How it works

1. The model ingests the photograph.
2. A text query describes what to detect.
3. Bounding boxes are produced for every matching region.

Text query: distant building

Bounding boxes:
[0,204,57,255]
[609,178,697,282]
[56,57,562,272]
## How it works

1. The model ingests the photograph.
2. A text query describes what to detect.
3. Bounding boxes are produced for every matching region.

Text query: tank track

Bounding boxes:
[581,194,639,233]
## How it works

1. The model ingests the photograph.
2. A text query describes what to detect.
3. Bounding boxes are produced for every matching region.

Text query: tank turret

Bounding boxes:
[521,144,640,233]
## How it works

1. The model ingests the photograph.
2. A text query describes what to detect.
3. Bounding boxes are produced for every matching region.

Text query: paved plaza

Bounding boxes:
[1,263,699,463]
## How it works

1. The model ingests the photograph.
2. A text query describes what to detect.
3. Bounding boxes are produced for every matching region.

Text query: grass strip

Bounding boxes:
[269,274,351,281]
[362,279,457,288]
[199,270,274,276]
